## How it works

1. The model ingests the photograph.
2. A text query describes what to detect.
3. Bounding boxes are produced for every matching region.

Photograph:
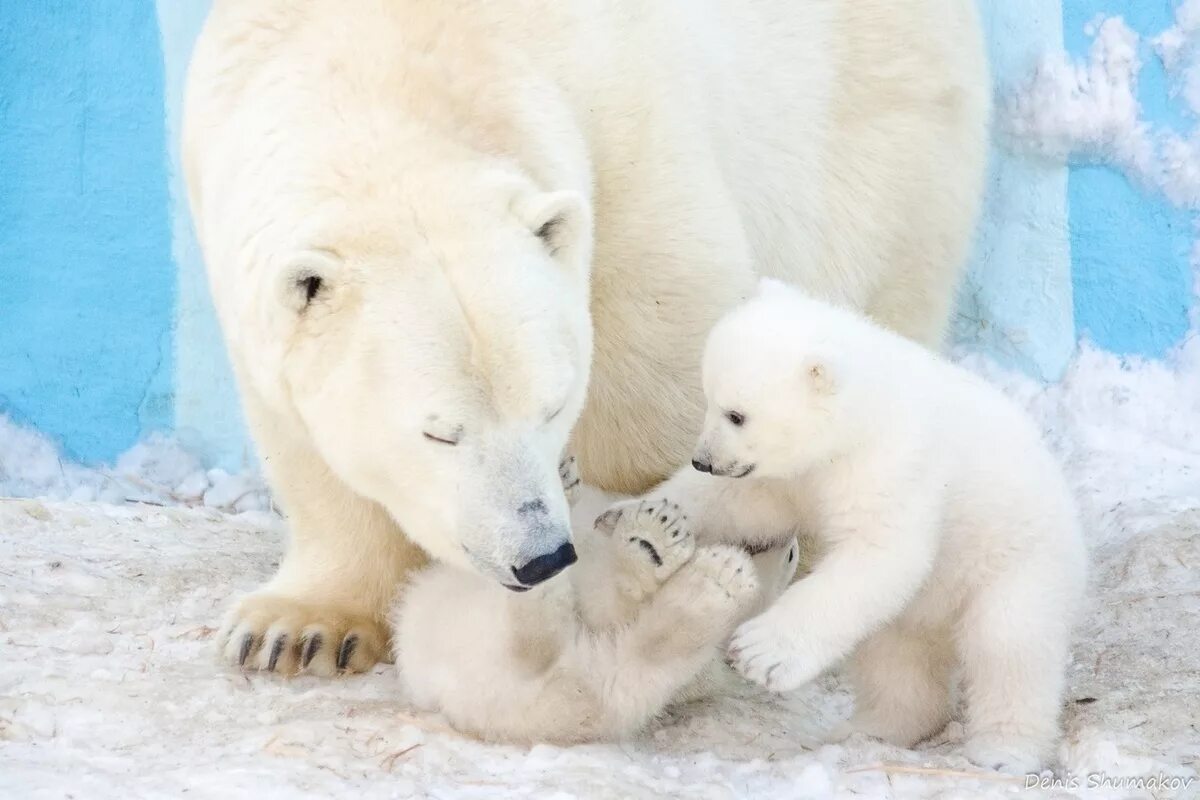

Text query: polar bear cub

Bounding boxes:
[669,279,1087,772]
[393,459,799,744]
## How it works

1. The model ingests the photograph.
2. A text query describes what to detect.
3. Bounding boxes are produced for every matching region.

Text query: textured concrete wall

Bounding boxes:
[0,1,1196,468]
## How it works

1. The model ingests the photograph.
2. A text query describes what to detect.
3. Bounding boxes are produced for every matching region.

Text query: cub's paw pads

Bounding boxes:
[600,498,695,580]
[964,735,1044,775]
[686,545,759,606]
[217,593,389,677]
[727,613,818,693]
[558,454,581,504]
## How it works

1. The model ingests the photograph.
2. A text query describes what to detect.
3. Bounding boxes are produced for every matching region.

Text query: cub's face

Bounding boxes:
[693,295,844,480]
[228,164,594,590]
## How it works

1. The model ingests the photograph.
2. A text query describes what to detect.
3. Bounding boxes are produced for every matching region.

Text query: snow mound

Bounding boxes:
[999,7,1200,207]
[0,419,272,514]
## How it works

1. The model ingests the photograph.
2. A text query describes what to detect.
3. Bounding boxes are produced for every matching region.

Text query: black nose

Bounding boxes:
[511,542,577,587]
[692,456,713,473]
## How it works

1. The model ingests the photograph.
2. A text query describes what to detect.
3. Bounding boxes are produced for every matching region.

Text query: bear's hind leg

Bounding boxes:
[957,570,1072,774]
[838,624,954,748]
[576,498,696,629]
[576,545,759,738]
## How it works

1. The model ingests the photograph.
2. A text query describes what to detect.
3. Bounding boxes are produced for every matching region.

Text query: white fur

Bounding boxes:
[635,281,1088,773]
[393,466,799,744]
[182,0,990,671]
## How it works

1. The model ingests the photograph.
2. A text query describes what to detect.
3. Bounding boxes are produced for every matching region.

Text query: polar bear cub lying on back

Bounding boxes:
[652,279,1087,773]
[393,462,798,744]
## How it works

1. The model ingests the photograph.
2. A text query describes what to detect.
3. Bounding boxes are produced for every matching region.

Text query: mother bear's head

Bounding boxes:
[183,7,595,589]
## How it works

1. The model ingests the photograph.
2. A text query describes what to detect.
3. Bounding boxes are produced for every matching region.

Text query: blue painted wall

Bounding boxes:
[0,1,1196,468]
[1062,0,1195,357]
[0,1,175,463]
[957,0,1073,380]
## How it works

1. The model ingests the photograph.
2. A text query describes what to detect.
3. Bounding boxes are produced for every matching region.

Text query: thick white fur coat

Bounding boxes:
[637,282,1088,772]
[182,0,991,678]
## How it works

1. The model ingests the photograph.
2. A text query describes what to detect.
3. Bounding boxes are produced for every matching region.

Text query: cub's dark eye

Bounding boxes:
[725,410,746,427]
[423,430,460,446]
[298,274,323,305]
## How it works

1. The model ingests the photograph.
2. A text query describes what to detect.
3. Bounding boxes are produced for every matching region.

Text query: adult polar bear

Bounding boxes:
[183,0,990,673]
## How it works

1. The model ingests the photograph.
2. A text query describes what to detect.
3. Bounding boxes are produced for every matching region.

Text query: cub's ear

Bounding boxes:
[803,357,836,394]
[516,191,588,258]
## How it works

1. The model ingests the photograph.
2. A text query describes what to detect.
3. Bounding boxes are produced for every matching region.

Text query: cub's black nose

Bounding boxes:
[692,456,713,473]
[511,542,577,587]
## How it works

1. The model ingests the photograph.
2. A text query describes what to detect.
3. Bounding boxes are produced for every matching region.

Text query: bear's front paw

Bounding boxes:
[727,611,824,692]
[964,734,1045,775]
[601,498,695,584]
[217,592,389,676]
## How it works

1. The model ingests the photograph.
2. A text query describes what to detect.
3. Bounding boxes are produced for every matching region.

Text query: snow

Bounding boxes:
[1000,16,1156,182]
[3,8,1200,799]
[0,421,272,513]
[999,5,1200,208]
[2,340,1197,800]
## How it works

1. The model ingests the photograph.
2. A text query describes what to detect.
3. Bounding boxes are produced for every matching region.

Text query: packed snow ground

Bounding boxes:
[2,342,1198,800]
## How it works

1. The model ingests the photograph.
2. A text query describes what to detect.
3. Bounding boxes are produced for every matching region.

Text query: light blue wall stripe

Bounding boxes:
[156,0,248,470]
[956,0,1074,381]
[1062,0,1195,358]
[0,1,175,462]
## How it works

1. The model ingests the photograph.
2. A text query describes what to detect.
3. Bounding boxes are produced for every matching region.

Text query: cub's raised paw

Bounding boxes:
[559,454,581,505]
[683,546,759,610]
[597,498,695,583]
[217,592,389,677]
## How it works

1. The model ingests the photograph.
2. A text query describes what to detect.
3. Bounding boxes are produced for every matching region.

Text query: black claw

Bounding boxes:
[301,633,323,668]
[636,538,664,567]
[267,635,287,672]
[237,633,256,667]
[337,635,358,670]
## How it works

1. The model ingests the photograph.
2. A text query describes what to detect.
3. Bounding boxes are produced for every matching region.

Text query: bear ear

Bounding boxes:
[279,250,340,313]
[517,191,587,259]
[803,357,836,394]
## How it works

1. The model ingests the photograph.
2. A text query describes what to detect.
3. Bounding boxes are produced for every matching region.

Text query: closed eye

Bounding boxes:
[423,430,461,446]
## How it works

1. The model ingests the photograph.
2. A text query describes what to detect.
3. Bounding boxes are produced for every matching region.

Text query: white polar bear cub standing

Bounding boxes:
[674,280,1087,773]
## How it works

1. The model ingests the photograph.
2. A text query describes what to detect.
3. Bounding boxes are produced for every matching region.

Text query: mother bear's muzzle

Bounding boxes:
[508,540,578,590]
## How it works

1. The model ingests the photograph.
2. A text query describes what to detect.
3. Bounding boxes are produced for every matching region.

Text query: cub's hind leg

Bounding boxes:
[575,498,695,629]
[837,624,954,748]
